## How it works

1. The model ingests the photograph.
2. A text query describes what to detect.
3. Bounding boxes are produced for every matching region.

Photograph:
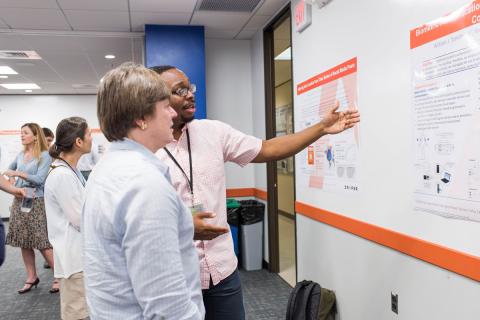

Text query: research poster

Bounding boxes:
[411,1,480,222]
[295,58,360,194]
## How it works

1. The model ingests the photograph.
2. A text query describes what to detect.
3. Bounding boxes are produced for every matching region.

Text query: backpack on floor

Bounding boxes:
[286,280,337,320]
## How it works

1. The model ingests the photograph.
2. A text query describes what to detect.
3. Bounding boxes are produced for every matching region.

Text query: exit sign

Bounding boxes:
[294,0,312,33]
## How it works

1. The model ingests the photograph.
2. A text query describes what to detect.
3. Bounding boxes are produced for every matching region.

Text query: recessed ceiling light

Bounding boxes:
[0,83,40,90]
[105,54,115,59]
[0,75,8,79]
[0,66,18,74]
[25,89,32,93]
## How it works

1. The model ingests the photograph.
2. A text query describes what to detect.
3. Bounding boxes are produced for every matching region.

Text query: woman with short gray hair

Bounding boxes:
[82,62,204,319]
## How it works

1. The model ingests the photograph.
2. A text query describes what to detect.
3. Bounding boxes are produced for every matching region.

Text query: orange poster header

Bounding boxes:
[411,0,480,49]
[296,57,357,95]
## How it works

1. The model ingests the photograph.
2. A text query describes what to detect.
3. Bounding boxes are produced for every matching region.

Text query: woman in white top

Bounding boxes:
[44,117,92,320]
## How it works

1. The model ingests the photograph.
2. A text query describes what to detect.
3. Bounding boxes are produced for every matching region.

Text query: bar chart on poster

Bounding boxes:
[292,0,480,274]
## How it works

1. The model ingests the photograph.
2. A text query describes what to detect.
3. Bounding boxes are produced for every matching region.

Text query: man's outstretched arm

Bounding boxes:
[252,102,360,163]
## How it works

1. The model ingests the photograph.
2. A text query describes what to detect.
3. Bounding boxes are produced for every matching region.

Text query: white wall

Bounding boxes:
[0,95,98,130]
[206,37,270,262]
[290,0,480,319]
[251,30,268,191]
[205,39,257,189]
[0,95,97,218]
[297,215,480,319]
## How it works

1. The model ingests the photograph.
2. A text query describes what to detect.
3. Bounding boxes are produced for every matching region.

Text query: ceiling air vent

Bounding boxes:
[0,51,42,60]
[197,0,262,12]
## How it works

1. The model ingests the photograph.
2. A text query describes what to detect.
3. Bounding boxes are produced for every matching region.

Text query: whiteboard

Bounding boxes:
[292,0,480,258]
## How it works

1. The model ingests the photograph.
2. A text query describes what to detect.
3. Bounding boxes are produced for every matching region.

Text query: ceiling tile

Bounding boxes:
[235,28,258,40]
[204,27,239,39]
[13,61,64,83]
[0,17,9,28]
[0,8,71,30]
[64,10,130,32]
[0,0,58,9]
[74,88,97,94]
[130,0,197,13]
[21,34,83,53]
[131,12,191,32]
[57,0,128,11]
[87,50,133,69]
[0,34,32,50]
[191,11,250,29]
[45,52,98,83]
[75,36,137,54]
[243,14,271,29]
[257,0,289,16]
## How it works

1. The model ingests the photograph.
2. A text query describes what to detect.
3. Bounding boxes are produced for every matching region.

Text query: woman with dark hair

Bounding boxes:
[45,117,91,320]
[42,127,55,147]
[2,122,55,293]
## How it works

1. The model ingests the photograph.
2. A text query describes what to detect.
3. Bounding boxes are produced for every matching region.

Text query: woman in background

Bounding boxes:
[42,127,55,147]
[41,127,55,270]
[3,123,55,293]
[45,117,91,320]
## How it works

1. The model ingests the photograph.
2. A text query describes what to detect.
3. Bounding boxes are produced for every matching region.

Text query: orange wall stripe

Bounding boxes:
[254,188,267,201]
[226,188,267,201]
[0,130,20,135]
[295,201,480,282]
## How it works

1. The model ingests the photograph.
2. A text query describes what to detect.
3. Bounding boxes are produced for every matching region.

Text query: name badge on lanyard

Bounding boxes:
[189,203,204,215]
[164,128,202,215]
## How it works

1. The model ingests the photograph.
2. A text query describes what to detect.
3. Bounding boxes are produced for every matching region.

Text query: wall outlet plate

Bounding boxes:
[391,292,398,314]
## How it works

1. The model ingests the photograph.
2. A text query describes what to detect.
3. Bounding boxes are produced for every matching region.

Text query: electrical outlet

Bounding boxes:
[391,292,398,314]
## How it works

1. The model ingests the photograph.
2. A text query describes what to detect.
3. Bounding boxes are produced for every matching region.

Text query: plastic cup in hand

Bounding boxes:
[20,187,35,213]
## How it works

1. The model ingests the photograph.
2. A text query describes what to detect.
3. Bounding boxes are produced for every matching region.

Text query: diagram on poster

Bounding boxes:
[296,58,360,193]
[411,0,480,222]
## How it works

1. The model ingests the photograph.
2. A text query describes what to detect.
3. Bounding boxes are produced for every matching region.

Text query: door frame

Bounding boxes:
[263,4,294,275]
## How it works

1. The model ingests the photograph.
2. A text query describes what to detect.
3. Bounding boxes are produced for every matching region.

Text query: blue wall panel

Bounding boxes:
[145,25,206,119]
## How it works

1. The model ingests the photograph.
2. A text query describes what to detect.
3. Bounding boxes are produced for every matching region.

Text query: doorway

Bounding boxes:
[264,6,296,287]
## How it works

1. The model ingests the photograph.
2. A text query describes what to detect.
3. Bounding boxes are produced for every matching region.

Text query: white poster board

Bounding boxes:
[411,2,480,222]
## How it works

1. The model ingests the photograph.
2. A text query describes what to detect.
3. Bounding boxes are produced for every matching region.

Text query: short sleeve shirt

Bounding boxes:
[156,119,262,289]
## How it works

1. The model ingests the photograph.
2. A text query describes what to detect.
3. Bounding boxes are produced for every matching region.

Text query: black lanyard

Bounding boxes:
[57,158,86,187]
[164,129,193,196]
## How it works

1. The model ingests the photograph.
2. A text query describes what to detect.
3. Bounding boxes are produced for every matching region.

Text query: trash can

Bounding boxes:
[226,198,241,257]
[239,200,265,271]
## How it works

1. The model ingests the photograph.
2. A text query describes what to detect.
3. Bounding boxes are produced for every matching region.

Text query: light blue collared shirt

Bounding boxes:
[82,138,204,320]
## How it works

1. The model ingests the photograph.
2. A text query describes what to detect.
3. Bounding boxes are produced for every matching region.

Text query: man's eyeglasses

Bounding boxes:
[172,84,196,97]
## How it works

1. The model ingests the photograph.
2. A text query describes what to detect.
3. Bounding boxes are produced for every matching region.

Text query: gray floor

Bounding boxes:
[0,223,292,320]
